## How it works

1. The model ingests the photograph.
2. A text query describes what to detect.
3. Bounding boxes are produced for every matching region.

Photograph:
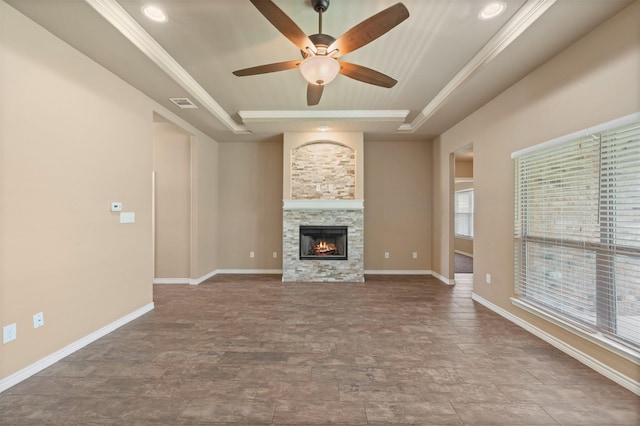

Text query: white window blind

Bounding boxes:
[455,189,474,238]
[514,118,640,350]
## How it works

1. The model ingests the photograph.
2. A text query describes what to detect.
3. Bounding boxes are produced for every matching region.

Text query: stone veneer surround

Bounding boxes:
[282,200,364,282]
[283,133,365,282]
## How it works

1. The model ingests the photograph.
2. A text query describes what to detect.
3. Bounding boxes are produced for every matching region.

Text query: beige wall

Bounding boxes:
[432,1,640,382]
[364,140,432,271]
[153,122,191,279]
[431,145,456,280]
[454,160,473,179]
[0,2,219,381]
[216,138,434,273]
[0,2,153,378]
[454,237,473,256]
[218,141,283,269]
[192,134,219,280]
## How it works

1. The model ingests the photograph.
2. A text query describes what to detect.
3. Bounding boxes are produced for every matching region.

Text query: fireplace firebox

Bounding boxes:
[299,226,348,260]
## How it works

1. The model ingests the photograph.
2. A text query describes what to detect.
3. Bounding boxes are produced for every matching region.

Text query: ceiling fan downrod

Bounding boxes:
[312,0,329,34]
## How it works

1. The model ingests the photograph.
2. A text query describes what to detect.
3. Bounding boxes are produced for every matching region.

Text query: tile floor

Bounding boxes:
[1,274,638,425]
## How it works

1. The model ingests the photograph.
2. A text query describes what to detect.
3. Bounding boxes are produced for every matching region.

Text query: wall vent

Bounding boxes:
[169,98,197,109]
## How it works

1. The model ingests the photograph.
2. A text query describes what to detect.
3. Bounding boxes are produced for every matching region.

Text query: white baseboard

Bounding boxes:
[214,269,283,275]
[364,269,431,275]
[454,250,474,257]
[0,302,154,394]
[156,270,457,287]
[471,292,640,396]
[364,270,455,286]
[157,269,458,286]
[153,278,190,284]
[155,269,262,285]
[429,270,456,285]
[189,270,218,285]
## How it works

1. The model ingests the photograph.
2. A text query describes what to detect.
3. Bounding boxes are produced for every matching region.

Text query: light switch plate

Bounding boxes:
[120,212,135,223]
[110,202,123,212]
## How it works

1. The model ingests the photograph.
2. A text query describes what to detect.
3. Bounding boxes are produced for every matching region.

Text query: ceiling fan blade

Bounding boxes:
[328,3,409,57]
[307,84,324,106]
[250,0,315,52]
[233,60,301,76]
[339,62,397,88]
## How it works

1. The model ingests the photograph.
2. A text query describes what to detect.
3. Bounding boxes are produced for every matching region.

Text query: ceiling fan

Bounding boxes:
[233,0,409,106]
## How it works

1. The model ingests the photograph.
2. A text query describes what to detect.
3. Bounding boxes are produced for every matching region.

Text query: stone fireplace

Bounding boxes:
[282,132,364,282]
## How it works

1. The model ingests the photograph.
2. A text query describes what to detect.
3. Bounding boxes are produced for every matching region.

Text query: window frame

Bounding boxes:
[511,112,640,364]
[454,188,474,239]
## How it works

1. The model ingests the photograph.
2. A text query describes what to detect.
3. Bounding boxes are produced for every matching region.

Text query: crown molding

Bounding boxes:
[239,110,409,133]
[84,0,250,134]
[239,110,409,122]
[84,0,555,136]
[400,0,557,133]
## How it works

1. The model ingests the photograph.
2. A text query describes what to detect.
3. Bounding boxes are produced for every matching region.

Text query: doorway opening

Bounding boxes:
[452,145,474,278]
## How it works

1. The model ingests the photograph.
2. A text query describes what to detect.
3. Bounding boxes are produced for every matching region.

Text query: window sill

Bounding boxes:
[510,297,639,365]
[454,235,474,240]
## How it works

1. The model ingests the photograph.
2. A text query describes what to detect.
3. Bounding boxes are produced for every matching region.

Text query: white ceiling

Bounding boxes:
[6,0,633,142]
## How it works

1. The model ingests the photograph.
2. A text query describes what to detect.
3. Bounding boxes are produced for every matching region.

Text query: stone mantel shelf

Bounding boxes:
[283,200,364,210]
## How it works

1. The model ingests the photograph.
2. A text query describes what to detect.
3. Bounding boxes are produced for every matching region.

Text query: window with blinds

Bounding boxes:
[455,189,474,238]
[514,116,640,351]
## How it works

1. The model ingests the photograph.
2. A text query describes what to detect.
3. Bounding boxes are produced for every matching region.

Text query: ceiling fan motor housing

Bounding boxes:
[302,33,336,57]
[311,0,330,13]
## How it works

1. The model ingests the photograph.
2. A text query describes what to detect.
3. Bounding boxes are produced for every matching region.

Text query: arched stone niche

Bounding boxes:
[291,141,355,200]
[283,132,364,201]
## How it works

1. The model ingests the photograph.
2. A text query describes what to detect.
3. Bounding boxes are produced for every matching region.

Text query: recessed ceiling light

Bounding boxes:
[478,2,506,20]
[142,5,168,23]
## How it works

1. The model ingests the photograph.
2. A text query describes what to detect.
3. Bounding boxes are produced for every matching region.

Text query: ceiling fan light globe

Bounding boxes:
[299,56,340,86]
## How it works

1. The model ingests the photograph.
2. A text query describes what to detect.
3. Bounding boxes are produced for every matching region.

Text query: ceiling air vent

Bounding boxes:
[169,97,197,109]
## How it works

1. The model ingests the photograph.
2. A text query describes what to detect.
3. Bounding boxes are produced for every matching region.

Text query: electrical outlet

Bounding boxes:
[384,252,390,259]
[273,252,278,258]
[486,273,492,284]
[412,252,418,259]
[250,251,255,258]
[33,312,44,329]
[3,323,17,344]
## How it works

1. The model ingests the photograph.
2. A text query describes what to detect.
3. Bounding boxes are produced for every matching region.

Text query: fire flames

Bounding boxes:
[315,240,336,254]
